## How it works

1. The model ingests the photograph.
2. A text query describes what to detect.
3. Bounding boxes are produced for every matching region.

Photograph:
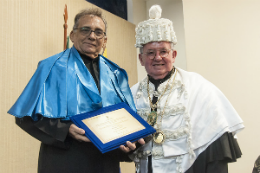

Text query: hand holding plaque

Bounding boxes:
[70,103,155,153]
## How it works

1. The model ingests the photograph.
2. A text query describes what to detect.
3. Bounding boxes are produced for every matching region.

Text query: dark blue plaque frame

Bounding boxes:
[70,102,155,153]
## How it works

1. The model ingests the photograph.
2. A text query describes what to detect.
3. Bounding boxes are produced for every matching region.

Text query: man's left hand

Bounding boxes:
[119,138,145,153]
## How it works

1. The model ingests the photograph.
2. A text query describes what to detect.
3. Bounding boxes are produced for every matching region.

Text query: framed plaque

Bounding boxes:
[70,102,156,153]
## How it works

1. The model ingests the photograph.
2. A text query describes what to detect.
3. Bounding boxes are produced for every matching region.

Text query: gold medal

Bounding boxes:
[147,111,157,126]
[153,131,165,144]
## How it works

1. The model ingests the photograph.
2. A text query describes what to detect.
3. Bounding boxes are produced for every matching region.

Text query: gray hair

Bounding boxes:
[139,42,175,54]
[73,8,107,32]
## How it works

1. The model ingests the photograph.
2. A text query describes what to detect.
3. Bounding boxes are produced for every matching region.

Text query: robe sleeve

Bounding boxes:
[15,116,134,161]
[15,116,72,149]
[185,132,242,173]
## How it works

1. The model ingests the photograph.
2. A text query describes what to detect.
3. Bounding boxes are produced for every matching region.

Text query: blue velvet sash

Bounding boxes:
[8,46,136,121]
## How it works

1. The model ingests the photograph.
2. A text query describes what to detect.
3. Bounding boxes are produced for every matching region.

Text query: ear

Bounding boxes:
[172,50,177,63]
[102,36,107,49]
[70,31,75,43]
[139,54,145,66]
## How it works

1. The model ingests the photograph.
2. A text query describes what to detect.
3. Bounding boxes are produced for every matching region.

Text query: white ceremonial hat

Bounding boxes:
[135,5,177,48]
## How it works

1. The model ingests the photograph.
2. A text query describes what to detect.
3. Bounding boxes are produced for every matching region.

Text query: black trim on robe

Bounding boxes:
[185,132,242,173]
[79,52,100,92]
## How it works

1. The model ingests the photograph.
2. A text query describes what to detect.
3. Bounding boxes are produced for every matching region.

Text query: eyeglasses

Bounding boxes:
[75,27,106,39]
[143,49,172,60]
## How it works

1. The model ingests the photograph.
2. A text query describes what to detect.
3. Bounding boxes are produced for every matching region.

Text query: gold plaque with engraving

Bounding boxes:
[82,108,145,144]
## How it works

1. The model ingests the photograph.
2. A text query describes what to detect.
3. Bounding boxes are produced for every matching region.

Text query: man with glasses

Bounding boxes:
[8,8,141,173]
[128,5,244,173]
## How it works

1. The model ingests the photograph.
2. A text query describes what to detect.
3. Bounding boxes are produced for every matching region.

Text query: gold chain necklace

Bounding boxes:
[146,69,176,126]
[152,69,178,144]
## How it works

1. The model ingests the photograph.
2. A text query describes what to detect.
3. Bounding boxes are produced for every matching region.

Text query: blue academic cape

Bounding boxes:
[8,46,136,121]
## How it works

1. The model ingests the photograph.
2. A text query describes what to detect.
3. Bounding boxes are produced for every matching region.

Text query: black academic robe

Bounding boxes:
[15,53,131,173]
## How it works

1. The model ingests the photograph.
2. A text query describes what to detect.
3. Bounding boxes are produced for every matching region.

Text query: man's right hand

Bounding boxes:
[69,124,91,142]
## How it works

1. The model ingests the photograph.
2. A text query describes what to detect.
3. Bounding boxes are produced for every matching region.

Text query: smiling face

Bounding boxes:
[139,41,177,80]
[70,15,107,59]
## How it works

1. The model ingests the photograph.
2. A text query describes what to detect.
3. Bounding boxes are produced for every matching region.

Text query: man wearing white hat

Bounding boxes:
[130,5,244,173]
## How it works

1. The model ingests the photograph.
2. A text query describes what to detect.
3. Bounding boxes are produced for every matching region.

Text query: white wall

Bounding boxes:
[183,0,260,172]
[129,0,147,82]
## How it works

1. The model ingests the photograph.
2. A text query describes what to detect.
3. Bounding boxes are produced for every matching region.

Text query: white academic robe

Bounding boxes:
[130,67,244,173]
